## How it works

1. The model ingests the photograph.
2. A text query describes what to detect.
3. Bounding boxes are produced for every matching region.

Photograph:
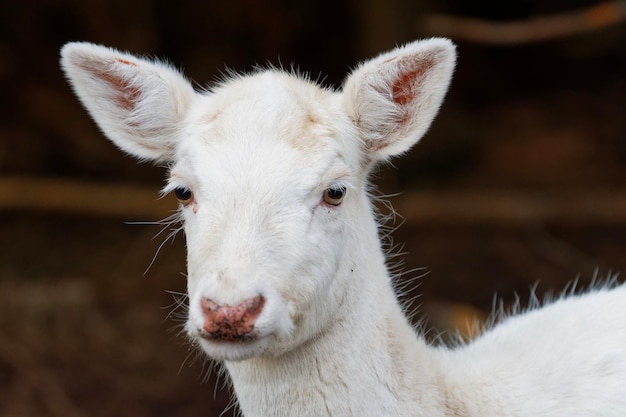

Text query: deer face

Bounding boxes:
[167,73,364,360]
[60,38,455,361]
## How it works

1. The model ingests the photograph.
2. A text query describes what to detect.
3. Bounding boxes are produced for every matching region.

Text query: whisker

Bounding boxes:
[162,290,189,325]
[150,212,184,240]
[177,343,206,377]
[125,211,182,227]
[144,224,184,275]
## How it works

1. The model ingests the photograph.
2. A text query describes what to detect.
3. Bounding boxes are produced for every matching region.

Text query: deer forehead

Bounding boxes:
[172,71,359,192]
[198,72,338,148]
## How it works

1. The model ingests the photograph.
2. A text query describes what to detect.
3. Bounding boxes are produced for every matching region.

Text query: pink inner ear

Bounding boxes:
[391,57,434,106]
[80,58,141,112]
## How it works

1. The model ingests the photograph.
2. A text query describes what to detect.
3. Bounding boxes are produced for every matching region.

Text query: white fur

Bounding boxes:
[61,39,626,417]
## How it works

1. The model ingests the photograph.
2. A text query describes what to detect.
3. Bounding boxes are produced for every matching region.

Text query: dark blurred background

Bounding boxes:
[1,1,625,416]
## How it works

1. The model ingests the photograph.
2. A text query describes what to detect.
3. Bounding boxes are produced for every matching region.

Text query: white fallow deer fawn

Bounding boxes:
[61,38,626,417]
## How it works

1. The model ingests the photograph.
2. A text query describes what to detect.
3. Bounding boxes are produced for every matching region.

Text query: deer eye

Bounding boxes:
[174,187,194,205]
[323,185,346,206]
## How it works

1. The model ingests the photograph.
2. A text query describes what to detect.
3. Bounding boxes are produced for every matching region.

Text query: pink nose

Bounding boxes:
[201,295,265,341]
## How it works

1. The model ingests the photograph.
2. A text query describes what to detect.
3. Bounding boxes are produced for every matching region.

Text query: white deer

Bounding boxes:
[61,38,626,417]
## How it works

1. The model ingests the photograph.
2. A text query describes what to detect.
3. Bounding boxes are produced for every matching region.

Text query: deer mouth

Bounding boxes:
[197,328,259,343]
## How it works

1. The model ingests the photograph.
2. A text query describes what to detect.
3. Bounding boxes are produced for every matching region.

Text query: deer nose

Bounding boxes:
[201,295,265,341]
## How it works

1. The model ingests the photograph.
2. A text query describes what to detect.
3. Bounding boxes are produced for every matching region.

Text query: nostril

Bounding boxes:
[201,295,265,341]
[201,298,222,313]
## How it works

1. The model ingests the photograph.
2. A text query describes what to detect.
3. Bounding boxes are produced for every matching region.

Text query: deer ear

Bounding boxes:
[342,38,456,165]
[60,42,195,162]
